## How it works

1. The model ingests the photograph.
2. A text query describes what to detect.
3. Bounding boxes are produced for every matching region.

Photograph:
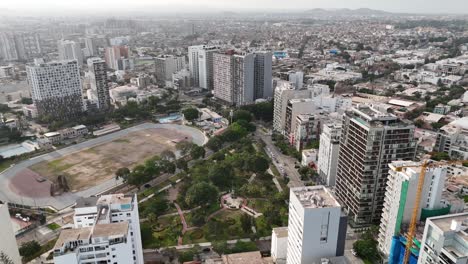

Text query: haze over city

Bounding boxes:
[1,1,468,264]
[1,0,468,14]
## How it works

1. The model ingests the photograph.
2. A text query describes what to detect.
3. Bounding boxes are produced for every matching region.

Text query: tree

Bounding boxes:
[206,136,223,152]
[208,164,234,189]
[115,167,131,182]
[0,252,14,264]
[222,123,247,142]
[185,182,219,207]
[232,110,253,123]
[353,239,379,261]
[19,241,40,258]
[246,155,269,173]
[240,214,252,233]
[144,196,169,215]
[160,149,176,161]
[182,108,199,121]
[190,146,206,159]
[176,141,195,156]
[175,159,188,171]
[212,241,229,255]
[431,152,450,161]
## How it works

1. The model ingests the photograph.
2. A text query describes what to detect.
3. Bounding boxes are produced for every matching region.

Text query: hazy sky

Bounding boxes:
[1,0,468,14]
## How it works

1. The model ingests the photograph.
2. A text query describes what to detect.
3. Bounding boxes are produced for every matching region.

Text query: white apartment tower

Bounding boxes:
[317,122,342,186]
[253,51,273,99]
[378,161,448,256]
[0,202,21,264]
[273,81,311,133]
[213,53,255,106]
[289,71,304,90]
[418,213,468,264]
[87,58,110,111]
[286,186,347,264]
[27,60,83,121]
[0,32,41,61]
[188,45,219,89]
[58,40,83,66]
[54,194,144,264]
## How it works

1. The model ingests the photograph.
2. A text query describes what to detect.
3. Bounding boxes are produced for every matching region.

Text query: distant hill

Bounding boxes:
[304,8,392,16]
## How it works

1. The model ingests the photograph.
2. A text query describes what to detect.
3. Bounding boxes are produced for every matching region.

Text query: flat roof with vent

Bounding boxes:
[292,186,340,209]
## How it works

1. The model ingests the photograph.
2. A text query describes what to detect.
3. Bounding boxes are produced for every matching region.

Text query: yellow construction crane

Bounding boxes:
[395,159,468,264]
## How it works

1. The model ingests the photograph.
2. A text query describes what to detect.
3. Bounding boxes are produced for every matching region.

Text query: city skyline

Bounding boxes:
[1,0,468,15]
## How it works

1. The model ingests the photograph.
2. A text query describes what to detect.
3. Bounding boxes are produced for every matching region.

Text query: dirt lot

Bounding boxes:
[29,128,191,192]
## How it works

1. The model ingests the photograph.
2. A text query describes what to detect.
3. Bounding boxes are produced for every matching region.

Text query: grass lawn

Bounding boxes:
[141,215,182,248]
[47,223,61,231]
[0,159,15,172]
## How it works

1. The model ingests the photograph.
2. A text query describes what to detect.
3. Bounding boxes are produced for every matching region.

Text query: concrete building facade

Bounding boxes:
[87,58,110,111]
[317,122,342,186]
[0,202,21,264]
[58,40,83,66]
[253,51,273,99]
[54,194,144,264]
[286,186,347,264]
[213,53,255,106]
[27,60,83,121]
[418,213,468,264]
[378,161,448,256]
[335,105,417,226]
[188,45,219,89]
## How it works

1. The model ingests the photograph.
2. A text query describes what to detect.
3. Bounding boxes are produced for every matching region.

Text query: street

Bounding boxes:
[255,128,304,188]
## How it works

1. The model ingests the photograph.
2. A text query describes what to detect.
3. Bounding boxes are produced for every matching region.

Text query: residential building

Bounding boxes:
[188,45,219,89]
[87,58,110,111]
[253,51,273,99]
[104,46,130,70]
[84,37,98,57]
[0,66,14,78]
[271,227,288,264]
[58,40,83,66]
[418,213,468,264]
[54,194,143,264]
[288,71,304,90]
[433,104,451,115]
[378,161,449,256]
[285,99,315,136]
[335,105,417,226]
[213,53,255,106]
[286,186,347,264]
[0,32,41,61]
[27,60,83,121]
[317,122,342,186]
[172,69,191,90]
[273,81,312,133]
[155,55,186,83]
[434,117,468,160]
[0,202,21,264]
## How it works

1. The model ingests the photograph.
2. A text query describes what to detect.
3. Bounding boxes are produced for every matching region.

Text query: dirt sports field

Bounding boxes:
[27,128,190,192]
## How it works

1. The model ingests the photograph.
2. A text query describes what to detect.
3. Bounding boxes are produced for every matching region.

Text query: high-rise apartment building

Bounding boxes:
[104,46,130,70]
[58,40,83,66]
[87,58,110,111]
[213,53,255,106]
[0,202,21,264]
[0,32,41,61]
[317,122,343,186]
[378,161,448,256]
[54,194,144,264]
[155,55,186,83]
[84,37,98,57]
[335,105,416,226]
[286,186,347,264]
[188,45,219,89]
[27,60,83,121]
[253,51,273,99]
[418,213,468,264]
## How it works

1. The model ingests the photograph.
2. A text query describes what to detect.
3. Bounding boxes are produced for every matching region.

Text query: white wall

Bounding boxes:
[0,204,22,264]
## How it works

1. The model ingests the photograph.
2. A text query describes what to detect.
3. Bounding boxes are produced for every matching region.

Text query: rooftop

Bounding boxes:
[292,186,340,209]
[93,222,129,238]
[430,213,468,243]
[272,227,288,238]
[54,227,92,250]
[97,193,133,207]
[221,251,273,264]
[75,197,99,208]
